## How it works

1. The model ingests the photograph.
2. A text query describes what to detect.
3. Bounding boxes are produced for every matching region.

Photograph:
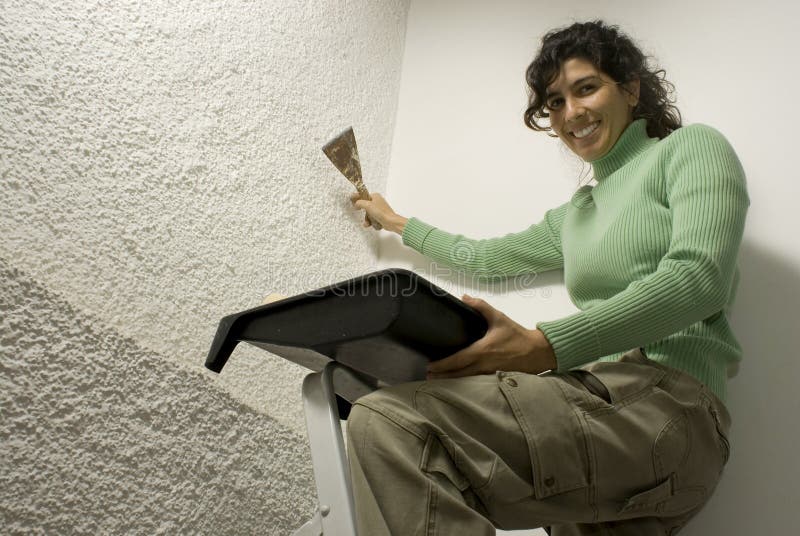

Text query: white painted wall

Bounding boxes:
[379,0,800,533]
[1,0,409,532]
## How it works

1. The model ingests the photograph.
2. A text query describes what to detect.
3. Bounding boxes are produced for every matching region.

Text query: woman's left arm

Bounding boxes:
[536,124,751,371]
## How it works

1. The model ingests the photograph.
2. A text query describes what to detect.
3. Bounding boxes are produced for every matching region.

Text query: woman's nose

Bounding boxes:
[564,97,586,121]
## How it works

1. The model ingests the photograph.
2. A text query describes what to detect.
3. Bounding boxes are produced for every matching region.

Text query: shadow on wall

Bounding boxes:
[683,239,799,534]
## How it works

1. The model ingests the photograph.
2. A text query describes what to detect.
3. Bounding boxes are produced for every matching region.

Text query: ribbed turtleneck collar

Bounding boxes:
[590,118,657,180]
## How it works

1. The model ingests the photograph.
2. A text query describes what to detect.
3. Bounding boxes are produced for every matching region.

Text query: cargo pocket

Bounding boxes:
[498,372,589,499]
[420,434,487,516]
[420,433,470,492]
[579,360,666,407]
[654,402,729,494]
[618,474,705,518]
[710,407,731,466]
[653,410,691,479]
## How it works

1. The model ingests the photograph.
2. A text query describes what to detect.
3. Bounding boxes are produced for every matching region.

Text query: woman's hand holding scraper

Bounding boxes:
[350,193,408,235]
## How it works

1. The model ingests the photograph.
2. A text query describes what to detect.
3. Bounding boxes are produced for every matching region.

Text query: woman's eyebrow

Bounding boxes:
[546,75,599,97]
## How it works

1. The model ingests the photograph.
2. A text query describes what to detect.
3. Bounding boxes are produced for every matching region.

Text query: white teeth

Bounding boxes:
[573,122,599,139]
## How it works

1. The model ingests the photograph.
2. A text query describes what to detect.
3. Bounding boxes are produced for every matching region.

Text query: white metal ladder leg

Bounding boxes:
[292,362,376,536]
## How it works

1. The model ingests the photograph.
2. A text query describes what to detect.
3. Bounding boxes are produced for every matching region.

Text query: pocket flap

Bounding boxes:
[500,374,589,499]
[619,476,673,514]
[420,434,470,491]
[583,361,666,404]
[619,474,705,516]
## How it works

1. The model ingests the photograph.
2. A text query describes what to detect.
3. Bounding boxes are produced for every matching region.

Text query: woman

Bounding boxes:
[348,20,749,535]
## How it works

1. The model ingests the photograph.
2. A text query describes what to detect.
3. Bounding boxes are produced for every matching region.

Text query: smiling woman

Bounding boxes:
[539,58,640,162]
[348,19,749,536]
[524,20,682,142]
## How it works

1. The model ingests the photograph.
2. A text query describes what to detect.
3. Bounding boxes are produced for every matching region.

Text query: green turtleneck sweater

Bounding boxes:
[401,119,750,402]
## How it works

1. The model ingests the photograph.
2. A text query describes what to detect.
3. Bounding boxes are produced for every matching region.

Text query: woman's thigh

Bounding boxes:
[352,374,534,500]
[351,349,730,532]
[351,371,599,529]
[556,350,731,531]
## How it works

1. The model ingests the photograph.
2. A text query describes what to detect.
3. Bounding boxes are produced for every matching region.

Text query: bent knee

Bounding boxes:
[347,385,427,445]
[352,382,420,416]
[346,401,374,445]
[346,399,405,452]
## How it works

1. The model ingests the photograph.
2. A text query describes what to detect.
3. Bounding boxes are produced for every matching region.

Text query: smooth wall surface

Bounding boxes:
[1,0,409,533]
[380,0,799,533]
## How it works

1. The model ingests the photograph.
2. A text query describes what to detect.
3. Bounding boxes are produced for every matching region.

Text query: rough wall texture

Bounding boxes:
[1,260,315,534]
[1,0,410,532]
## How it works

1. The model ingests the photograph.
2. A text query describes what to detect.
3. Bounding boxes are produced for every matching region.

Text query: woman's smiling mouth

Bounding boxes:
[572,121,600,139]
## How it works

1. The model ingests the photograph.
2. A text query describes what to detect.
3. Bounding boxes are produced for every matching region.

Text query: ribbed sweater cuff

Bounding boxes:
[401,217,436,252]
[536,313,601,371]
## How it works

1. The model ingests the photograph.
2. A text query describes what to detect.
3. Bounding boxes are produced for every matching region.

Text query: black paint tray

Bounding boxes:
[204,268,488,386]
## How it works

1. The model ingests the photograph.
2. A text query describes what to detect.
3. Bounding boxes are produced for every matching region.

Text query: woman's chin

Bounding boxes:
[580,137,610,162]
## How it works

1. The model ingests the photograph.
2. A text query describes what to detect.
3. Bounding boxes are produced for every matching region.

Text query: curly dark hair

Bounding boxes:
[523,20,681,140]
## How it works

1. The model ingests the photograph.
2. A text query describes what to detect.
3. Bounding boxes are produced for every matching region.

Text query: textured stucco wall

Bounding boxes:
[1,0,410,533]
[1,260,316,534]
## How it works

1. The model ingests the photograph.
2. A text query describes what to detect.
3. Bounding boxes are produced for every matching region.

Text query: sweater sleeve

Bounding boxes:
[536,124,750,371]
[401,201,568,279]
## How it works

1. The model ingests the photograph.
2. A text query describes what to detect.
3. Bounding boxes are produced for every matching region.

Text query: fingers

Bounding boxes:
[350,192,386,231]
[426,296,499,377]
[350,192,380,203]
[351,192,385,205]
[427,362,488,380]
[351,194,371,211]
[427,347,497,379]
[461,294,501,323]
[426,343,481,375]
[462,293,485,309]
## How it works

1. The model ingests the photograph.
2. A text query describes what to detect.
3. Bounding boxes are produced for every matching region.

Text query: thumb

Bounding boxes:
[462,294,503,324]
[462,294,494,315]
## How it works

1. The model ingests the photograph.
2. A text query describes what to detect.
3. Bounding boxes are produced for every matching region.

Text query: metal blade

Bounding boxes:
[322,127,367,195]
[322,126,381,230]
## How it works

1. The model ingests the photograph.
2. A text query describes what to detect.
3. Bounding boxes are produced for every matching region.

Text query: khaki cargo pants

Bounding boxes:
[346,348,731,535]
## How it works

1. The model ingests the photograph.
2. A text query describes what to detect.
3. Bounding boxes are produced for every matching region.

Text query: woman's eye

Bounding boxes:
[546,98,563,110]
[580,84,595,94]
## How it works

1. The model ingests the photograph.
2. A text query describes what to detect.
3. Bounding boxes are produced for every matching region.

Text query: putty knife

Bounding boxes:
[322,127,382,230]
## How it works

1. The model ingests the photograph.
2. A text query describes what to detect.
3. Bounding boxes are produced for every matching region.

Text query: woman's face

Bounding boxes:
[544,57,639,162]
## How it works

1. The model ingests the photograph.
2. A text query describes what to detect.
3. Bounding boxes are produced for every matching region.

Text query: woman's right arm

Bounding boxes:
[352,193,568,279]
